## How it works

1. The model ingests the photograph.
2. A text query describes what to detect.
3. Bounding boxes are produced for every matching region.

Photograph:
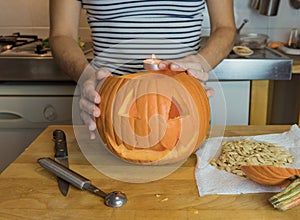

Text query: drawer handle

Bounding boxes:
[0,112,22,120]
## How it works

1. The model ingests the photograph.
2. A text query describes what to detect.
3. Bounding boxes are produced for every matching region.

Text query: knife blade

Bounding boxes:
[53,129,69,196]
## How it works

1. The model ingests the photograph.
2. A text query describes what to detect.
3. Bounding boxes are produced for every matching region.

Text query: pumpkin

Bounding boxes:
[241,165,300,186]
[96,70,210,164]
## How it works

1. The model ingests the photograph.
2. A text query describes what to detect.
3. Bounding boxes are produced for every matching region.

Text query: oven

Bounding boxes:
[0,33,87,172]
[0,82,79,172]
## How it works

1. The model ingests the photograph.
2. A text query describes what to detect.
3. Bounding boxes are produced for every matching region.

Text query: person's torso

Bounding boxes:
[80,0,206,74]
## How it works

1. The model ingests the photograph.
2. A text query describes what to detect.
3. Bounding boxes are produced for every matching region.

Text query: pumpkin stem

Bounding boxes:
[269,177,300,211]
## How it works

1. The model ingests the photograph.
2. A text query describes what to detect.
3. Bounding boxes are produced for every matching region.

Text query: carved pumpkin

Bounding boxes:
[241,165,300,186]
[96,70,210,164]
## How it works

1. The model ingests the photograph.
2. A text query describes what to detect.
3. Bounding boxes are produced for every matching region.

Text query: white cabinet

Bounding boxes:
[0,83,78,173]
[206,81,250,126]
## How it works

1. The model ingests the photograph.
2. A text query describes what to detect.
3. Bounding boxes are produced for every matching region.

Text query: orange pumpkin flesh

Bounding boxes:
[241,165,300,186]
[96,70,210,164]
[128,94,181,150]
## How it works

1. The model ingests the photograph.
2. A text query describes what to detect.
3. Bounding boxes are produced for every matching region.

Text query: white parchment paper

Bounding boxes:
[195,125,300,196]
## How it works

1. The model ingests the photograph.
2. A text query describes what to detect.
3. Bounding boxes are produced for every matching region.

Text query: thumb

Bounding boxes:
[96,67,112,80]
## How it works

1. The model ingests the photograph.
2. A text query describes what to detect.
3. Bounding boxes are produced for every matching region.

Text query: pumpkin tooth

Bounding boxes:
[160,119,180,150]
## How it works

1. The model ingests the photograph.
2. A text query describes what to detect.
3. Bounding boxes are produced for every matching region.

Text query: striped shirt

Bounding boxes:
[79,0,206,75]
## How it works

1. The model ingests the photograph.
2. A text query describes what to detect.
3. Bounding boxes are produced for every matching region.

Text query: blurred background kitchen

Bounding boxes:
[0,1,299,47]
[0,0,299,172]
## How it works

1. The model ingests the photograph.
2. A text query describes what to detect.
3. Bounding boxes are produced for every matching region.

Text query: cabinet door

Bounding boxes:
[206,81,250,125]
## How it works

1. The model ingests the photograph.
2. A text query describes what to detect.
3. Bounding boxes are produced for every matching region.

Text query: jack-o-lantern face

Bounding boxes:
[96,70,210,164]
[128,93,181,150]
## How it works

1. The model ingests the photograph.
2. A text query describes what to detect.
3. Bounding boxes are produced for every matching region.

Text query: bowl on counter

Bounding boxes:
[238,33,269,49]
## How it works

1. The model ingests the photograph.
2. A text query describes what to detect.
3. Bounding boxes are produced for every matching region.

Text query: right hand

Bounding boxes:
[158,54,215,97]
[79,66,111,139]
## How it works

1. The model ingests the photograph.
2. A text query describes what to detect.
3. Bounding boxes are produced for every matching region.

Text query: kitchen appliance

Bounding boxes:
[0,32,48,55]
[0,82,79,172]
[0,33,85,173]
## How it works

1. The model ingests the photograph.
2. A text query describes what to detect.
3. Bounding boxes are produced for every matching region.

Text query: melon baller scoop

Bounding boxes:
[38,157,127,208]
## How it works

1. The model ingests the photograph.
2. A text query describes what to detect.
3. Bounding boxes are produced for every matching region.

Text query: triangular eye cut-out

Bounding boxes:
[168,89,190,119]
[168,99,180,119]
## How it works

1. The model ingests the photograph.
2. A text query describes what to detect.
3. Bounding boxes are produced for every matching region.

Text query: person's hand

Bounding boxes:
[79,66,112,139]
[158,54,214,97]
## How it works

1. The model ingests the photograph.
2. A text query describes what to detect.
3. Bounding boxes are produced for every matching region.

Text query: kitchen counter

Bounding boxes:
[290,54,300,74]
[212,47,292,80]
[1,125,299,220]
[0,46,293,81]
[250,53,300,125]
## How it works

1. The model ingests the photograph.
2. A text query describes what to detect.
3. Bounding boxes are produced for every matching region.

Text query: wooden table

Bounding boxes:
[1,125,299,220]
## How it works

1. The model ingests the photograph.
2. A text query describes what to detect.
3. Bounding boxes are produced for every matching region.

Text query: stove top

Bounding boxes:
[0,32,49,56]
[0,32,93,57]
[0,34,292,81]
[0,41,51,57]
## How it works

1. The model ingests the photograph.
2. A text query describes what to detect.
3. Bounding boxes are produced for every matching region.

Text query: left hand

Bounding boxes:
[158,54,215,97]
[78,65,112,139]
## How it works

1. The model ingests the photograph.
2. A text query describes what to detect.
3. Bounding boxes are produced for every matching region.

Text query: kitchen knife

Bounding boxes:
[53,129,69,196]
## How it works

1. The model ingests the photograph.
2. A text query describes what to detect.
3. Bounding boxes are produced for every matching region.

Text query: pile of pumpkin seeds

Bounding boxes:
[209,138,294,177]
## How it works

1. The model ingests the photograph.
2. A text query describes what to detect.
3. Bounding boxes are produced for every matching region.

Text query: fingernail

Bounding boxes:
[158,63,166,69]
[90,133,96,140]
[89,122,96,131]
[171,64,179,69]
[104,70,111,77]
[94,95,100,103]
[93,108,100,117]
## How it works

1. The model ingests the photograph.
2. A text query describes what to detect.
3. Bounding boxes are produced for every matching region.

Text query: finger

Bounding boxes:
[187,68,209,82]
[82,80,101,104]
[204,86,215,98]
[169,61,188,71]
[79,97,100,117]
[95,67,112,80]
[80,111,97,131]
[80,111,97,140]
[89,132,96,140]
[162,60,204,73]
[158,60,172,70]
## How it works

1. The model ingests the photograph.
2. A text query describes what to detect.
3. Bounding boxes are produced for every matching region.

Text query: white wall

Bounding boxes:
[0,0,299,42]
[0,0,89,39]
[232,0,300,41]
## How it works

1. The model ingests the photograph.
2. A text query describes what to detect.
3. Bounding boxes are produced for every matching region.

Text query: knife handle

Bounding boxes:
[38,157,89,190]
[53,129,68,157]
